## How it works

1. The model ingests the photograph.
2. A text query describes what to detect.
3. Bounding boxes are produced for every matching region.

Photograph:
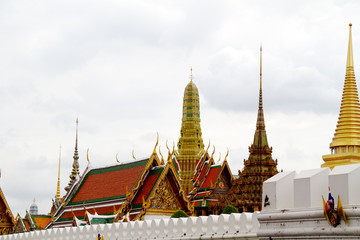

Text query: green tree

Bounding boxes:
[222,205,239,214]
[171,210,189,218]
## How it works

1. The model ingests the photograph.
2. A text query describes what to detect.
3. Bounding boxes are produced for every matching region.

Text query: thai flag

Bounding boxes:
[325,187,334,211]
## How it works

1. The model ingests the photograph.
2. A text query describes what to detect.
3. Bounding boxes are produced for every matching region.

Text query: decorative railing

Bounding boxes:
[1,213,259,240]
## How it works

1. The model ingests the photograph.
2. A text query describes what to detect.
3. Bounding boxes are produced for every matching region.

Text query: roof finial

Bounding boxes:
[75,118,78,152]
[56,145,61,200]
[347,23,354,68]
[260,45,263,90]
[86,148,90,163]
[190,67,193,82]
[65,118,80,192]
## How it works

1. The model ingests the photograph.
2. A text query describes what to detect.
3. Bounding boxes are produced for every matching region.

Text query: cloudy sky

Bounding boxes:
[1,0,360,216]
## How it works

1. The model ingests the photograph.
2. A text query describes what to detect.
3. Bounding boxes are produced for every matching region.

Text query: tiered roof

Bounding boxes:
[50,156,156,228]
[211,46,278,213]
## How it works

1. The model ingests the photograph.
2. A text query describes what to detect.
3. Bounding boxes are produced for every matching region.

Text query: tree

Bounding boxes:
[222,205,239,214]
[171,210,189,218]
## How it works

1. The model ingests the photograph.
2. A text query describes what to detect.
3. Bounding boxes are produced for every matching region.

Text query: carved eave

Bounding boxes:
[125,153,160,201]
[0,187,15,226]
[134,161,193,220]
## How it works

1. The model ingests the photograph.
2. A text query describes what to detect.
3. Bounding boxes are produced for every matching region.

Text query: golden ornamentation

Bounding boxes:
[152,132,159,155]
[322,24,360,169]
[132,150,136,160]
[56,145,61,201]
[87,148,90,163]
[150,178,182,210]
[159,145,164,165]
[175,70,205,194]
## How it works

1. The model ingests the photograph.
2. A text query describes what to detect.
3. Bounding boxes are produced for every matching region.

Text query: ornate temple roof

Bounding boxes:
[50,156,157,228]
[211,47,278,213]
[322,24,360,168]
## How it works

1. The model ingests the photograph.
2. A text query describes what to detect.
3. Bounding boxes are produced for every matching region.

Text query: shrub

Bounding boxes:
[171,210,189,218]
[221,205,239,214]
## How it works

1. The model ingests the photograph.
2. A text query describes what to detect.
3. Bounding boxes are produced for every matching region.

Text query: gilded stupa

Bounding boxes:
[175,69,205,194]
[322,24,360,169]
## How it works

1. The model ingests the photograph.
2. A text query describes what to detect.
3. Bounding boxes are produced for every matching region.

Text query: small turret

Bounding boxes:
[65,118,80,192]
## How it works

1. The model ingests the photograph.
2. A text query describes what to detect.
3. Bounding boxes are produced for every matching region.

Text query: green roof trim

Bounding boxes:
[209,165,221,169]
[68,194,126,206]
[56,217,74,223]
[145,167,163,201]
[172,158,179,174]
[198,186,211,192]
[131,203,143,209]
[88,159,149,176]
[91,217,114,224]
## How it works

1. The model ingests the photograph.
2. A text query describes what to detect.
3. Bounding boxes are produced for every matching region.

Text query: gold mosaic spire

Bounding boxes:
[322,24,360,169]
[175,68,205,194]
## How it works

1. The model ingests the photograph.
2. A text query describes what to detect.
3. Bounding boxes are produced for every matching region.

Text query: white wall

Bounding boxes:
[2,213,259,240]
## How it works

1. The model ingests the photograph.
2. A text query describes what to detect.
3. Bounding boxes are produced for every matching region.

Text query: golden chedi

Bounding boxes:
[175,69,205,194]
[322,24,360,169]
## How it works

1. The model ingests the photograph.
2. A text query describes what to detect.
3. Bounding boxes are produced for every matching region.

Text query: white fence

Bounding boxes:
[1,213,259,240]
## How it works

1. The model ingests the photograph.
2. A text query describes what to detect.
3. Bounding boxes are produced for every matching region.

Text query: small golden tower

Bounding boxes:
[65,118,80,192]
[175,68,205,194]
[322,24,360,169]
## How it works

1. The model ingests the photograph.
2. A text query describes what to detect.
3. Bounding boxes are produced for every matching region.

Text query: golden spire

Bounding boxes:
[65,118,80,192]
[190,67,193,82]
[322,23,360,169]
[175,68,205,194]
[56,145,61,200]
[260,44,263,90]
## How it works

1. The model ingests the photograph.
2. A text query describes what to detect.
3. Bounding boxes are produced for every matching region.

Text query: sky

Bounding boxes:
[1,0,360,216]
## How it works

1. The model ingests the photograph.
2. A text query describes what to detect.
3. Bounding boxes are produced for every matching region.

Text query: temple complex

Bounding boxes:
[322,23,360,169]
[211,46,278,213]
[48,141,193,228]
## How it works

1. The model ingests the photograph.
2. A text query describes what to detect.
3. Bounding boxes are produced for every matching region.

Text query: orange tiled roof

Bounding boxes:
[71,160,149,203]
[32,215,51,230]
[199,165,221,189]
[132,168,163,205]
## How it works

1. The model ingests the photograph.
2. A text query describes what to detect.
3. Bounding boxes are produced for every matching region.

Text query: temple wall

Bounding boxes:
[1,213,259,240]
[258,163,360,239]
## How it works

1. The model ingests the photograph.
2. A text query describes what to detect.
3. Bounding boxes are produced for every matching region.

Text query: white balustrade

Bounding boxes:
[1,213,259,240]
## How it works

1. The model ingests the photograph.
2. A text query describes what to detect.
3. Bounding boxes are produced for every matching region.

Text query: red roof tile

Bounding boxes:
[72,162,147,203]
[200,166,221,189]
[132,168,163,205]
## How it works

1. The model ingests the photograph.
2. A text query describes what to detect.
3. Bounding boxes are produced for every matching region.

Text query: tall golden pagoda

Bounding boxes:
[175,69,205,194]
[322,24,360,169]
